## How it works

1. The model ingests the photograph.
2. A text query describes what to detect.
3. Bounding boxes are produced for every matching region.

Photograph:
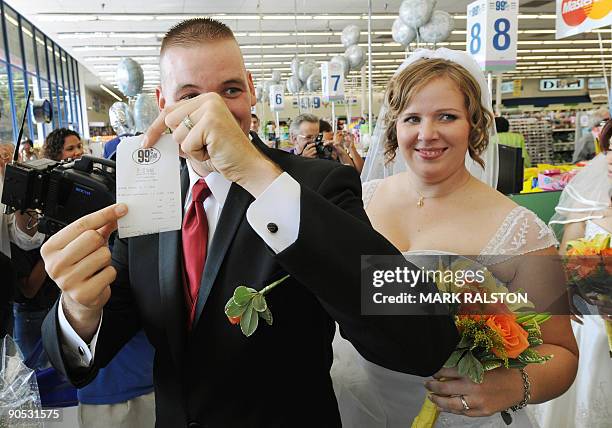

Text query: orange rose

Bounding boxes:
[485,314,530,359]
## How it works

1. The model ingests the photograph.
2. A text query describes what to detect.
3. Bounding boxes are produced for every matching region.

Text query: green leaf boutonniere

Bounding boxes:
[224,274,290,337]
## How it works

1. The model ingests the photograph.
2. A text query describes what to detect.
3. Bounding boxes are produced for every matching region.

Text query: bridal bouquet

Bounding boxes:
[411,257,553,428]
[564,234,612,358]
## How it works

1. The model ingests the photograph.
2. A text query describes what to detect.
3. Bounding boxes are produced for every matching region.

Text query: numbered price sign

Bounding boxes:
[321,62,345,102]
[269,84,284,112]
[466,0,518,72]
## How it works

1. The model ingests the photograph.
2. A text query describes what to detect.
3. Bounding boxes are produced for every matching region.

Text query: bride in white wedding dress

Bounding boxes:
[331,49,579,428]
[528,125,612,428]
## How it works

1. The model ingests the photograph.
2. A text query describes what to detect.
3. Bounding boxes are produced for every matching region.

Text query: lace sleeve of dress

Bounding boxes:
[361,180,382,209]
[478,206,559,266]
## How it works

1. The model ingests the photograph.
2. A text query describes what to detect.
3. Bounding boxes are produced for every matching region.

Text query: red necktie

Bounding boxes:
[182,179,212,328]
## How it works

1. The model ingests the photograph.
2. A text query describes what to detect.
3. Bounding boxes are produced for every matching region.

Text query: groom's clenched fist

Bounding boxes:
[41,203,128,342]
[142,93,282,197]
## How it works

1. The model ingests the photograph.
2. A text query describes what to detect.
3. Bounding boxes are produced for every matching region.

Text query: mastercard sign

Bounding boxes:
[557,0,612,38]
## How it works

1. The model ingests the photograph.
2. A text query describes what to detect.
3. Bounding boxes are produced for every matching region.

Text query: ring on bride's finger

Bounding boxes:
[459,395,470,412]
[182,114,195,130]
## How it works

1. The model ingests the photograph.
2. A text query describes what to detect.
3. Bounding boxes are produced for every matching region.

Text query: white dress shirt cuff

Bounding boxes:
[7,215,45,250]
[57,294,102,368]
[246,172,300,253]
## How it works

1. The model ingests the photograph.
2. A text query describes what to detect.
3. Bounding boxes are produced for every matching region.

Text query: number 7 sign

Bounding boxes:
[321,61,345,102]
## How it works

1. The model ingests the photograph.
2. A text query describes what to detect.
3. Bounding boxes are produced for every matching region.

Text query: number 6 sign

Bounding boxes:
[269,84,284,112]
[466,0,518,72]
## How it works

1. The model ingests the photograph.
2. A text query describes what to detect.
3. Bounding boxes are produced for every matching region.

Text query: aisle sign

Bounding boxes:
[556,0,612,39]
[269,84,284,112]
[539,78,584,91]
[466,0,518,72]
[321,61,345,102]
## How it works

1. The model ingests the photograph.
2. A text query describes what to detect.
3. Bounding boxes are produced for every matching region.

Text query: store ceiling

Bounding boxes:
[7,0,612,96]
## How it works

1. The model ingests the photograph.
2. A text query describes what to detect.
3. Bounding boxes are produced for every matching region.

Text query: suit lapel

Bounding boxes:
[192,183,253,329]
[158,165,189,366]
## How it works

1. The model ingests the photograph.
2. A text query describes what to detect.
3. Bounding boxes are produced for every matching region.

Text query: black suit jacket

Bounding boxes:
[43,135,458,428]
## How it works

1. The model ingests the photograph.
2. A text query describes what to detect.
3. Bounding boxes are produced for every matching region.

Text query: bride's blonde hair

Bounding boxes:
[383,58,493,168]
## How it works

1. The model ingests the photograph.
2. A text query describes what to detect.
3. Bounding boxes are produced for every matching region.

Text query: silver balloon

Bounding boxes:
[306,72,321,92]
[290,57,301,76]
[419,10,454,43]
[115,58,144,97]
[108,102,134,136]
[341,25,361,48]
[271,70,282,84]
[286,75,302,94]
[392,17,417,46]
[298,61,316,83]
[330,55,350,77]
[133,94,159,133]
[399,0,436,29]
[345,45,366,71]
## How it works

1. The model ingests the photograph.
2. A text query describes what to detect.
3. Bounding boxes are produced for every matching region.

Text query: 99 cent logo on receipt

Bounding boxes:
[132,147,161,165]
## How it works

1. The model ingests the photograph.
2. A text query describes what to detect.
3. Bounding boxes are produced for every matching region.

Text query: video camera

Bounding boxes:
[1,91,116,235]
[313,133,334,161]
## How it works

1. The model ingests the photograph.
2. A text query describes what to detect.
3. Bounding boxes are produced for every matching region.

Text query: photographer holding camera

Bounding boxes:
[289,113,320,158]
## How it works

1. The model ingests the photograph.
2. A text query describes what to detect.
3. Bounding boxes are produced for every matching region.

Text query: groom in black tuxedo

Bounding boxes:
[41,18,458,428]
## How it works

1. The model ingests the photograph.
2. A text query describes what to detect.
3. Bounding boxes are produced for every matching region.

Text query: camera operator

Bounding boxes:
[0,142,45,337]
[10,129,87,368]
[290,113,319,158]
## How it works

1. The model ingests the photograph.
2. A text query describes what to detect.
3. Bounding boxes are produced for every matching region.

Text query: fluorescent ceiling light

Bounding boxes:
[99,84,122,101]
[97,15,155,21]
[312,15,362,20]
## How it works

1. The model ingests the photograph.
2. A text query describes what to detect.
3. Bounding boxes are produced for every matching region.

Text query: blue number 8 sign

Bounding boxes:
[493,18,510,51]
[469,18,511,54]
[469,23,481,54]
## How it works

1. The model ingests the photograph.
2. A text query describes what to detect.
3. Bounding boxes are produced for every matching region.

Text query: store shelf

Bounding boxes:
[552,128,575,132]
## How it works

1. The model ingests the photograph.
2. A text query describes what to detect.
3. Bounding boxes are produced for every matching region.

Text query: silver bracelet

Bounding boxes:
[501,368,531,425]
[510,368,531,411]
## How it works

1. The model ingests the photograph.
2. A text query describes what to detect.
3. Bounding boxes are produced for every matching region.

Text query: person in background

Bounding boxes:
[290,113,320,157]
[0,142,45,364]
[250,113,260,134]
[19,139,38,162]
[43,128,84,161]
[320,119,365,172]
[494,116,531,168]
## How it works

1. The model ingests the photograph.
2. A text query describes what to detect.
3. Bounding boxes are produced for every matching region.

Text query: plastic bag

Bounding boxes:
[0,335,42,428]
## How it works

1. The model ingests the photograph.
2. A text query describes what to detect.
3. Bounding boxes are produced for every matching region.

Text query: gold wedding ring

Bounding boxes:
[459,395,470,412]
[182,114,195,130]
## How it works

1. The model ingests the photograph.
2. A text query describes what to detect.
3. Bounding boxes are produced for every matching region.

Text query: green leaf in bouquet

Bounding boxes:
[444,349,466,368]
[240,302,259,337]
[258,307,273,325]
[482,360,503,371]
[517,348,551,364]
[506,359,528,369]
[457,334,473,350]
[234,286,257,306]
[528,335,543,346]
[458,350,484,384]
[515,313,538,324]
[252,294,267,312]
[225,298,249,318]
